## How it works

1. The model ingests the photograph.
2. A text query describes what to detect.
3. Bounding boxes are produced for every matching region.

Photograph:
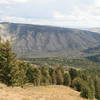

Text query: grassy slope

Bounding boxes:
[0,85,88,100]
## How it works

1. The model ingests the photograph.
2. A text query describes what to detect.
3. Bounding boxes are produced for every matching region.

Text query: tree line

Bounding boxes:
[0,40,100,100]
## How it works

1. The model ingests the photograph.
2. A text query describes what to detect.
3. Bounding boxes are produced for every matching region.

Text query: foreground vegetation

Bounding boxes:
[0,40,100,100]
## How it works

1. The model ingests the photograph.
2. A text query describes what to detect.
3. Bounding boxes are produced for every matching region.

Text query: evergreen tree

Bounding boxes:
[40,66,50,85]
[0,40,16,85]
[63,73,71,86]
[55,67,64,85]
[11,61,28,87]
[72,77,95,99]
[80,86,93,99]
[26,65,41,86]
[69,68,78,80]
[49,68,57,85]
[95,77,100,100]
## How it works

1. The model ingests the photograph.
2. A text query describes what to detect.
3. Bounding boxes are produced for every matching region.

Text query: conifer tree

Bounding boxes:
[69,68,78,80]
[95,77,100,100]
[49,68,57,85]
[40,66,50,85]
[63,73,71,86]
[0,40,16,85]
[55,67,64,85]
[11,61,28,86]
[26,66,41,86]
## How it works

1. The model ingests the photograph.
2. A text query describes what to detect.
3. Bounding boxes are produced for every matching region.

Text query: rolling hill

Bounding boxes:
[0,22,100,57]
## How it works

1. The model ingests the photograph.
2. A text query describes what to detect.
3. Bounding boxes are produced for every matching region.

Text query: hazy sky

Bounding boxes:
[0,0,100,28]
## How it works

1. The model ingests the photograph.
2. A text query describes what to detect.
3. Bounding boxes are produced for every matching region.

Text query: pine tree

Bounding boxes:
[49,68,57,85]
[26,65,41,86]
[55,67,64,85]
[80,86,93,99]
[40,66,50,85]
[11,61,28,87]
[69,68,78,80]
[95,77,100,100]
[0,40,16,86]
[63,73,71,86]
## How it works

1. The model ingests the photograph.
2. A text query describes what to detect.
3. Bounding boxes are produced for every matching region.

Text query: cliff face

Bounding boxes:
[0,22,100,57]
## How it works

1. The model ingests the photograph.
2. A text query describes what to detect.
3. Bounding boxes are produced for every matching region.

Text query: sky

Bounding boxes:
[0,0,100,28]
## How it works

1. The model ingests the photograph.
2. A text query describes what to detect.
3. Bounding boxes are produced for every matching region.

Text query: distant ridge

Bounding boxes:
[86,27,100,34]
[0,22,100,57]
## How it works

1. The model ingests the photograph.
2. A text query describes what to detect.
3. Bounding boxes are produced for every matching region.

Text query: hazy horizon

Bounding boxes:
[0,0,100,28]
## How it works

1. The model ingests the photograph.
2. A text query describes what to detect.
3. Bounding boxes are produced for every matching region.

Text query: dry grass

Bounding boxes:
[0,84,89,100]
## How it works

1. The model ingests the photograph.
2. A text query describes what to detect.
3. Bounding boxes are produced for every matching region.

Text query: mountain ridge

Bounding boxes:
[0,22,100,57]
[85,27,100,34]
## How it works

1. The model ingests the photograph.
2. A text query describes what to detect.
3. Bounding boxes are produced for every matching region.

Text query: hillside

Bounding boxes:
[0,85,87,100]
[83,45,100,54]
[0,40,99,100]
[0,22,100,57]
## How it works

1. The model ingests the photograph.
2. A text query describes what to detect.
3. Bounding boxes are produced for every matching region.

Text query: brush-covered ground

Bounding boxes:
[0,84,89,100]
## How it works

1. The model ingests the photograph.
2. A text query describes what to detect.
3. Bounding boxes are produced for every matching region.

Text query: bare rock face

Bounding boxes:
[0,22,100,57]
